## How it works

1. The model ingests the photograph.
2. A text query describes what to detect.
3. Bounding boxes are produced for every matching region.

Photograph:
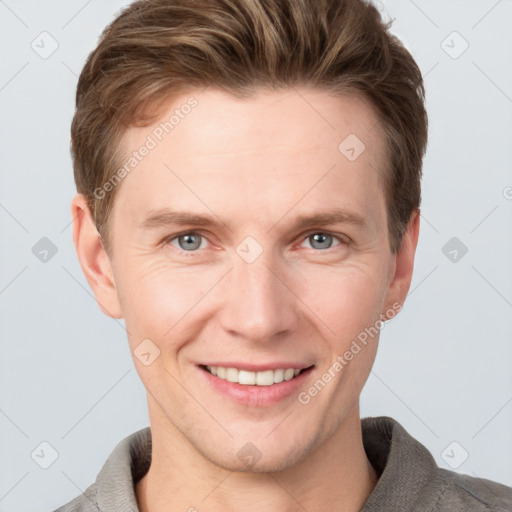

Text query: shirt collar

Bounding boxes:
[360,416,439,511]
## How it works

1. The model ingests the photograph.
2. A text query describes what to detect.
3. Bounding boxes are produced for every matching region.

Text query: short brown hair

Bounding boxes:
[71,0,427,256]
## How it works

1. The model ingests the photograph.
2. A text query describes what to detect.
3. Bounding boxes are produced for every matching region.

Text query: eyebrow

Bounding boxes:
[139,208,368,232]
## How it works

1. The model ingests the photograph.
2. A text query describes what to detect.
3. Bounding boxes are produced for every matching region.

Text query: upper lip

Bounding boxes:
[199,362,314,372]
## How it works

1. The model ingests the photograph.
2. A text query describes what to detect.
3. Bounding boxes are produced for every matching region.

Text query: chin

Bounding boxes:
[196,430,320,474]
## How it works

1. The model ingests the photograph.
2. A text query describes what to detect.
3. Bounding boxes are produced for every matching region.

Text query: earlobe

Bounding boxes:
[70,193,123,319]
[382,209,421,320]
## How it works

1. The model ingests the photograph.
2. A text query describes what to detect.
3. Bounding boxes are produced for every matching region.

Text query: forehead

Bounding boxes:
[126,87,386,158]
[113,87,388,232]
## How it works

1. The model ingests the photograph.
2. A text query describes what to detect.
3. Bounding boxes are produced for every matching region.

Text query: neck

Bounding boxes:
[136,403,378,512]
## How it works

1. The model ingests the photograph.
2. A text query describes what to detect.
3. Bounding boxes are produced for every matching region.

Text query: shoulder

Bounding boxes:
[433,468,512,512]
[52,482,98,512]
[52,426,151,512]
[361,416,512,512]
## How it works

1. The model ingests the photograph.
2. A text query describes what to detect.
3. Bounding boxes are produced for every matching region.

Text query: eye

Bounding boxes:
[300,232,345,251]
[168,232,208,252]
[163,230,347,255]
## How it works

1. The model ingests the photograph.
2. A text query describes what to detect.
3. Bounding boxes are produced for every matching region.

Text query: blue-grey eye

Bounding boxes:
[308,233,335,250]
[177,233,203,251]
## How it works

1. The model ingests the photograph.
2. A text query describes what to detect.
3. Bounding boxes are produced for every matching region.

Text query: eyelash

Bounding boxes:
[162,230,349,255]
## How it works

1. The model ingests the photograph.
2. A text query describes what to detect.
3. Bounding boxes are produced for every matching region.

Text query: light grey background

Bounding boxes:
[1,0,511,510]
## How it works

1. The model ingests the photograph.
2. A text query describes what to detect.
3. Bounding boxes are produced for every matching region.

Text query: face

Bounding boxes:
[75,87,417,473]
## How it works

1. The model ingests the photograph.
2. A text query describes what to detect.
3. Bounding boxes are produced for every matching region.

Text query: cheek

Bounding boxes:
[294,263,387,345]
[303,267,385,400]
[116,258,211,345]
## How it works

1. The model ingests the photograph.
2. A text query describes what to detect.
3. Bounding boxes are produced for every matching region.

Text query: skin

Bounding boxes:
[72,86,420,512]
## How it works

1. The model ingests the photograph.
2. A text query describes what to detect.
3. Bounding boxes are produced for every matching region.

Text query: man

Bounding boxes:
[55,0,512,510]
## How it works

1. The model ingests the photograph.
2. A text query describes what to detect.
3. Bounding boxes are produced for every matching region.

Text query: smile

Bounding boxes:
[198,363,315,406]
[204,365,304,386]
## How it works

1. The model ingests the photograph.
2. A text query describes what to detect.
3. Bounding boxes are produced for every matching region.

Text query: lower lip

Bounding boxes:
[198,365,314,407]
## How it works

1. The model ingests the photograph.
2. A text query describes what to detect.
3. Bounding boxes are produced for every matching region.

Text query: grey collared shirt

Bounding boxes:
[54,416,512,511]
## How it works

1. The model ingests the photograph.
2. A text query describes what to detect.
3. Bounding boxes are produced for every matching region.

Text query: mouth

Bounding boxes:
[197,363,315,407]
[200,365,311,386]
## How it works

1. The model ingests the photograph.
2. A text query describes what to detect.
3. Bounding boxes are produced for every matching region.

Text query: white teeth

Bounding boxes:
[273,368,284,383]
[284,368,295,381]
[225,367,238,383]
[205,366,303,386]
[256,370,274,386]
[238,370,256,385]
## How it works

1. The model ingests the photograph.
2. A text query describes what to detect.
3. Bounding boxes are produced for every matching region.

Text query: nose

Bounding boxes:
[216,247,299,344]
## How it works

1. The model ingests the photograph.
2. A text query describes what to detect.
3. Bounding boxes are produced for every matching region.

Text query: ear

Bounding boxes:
[71,193,123,319]
[382,209,420,319]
